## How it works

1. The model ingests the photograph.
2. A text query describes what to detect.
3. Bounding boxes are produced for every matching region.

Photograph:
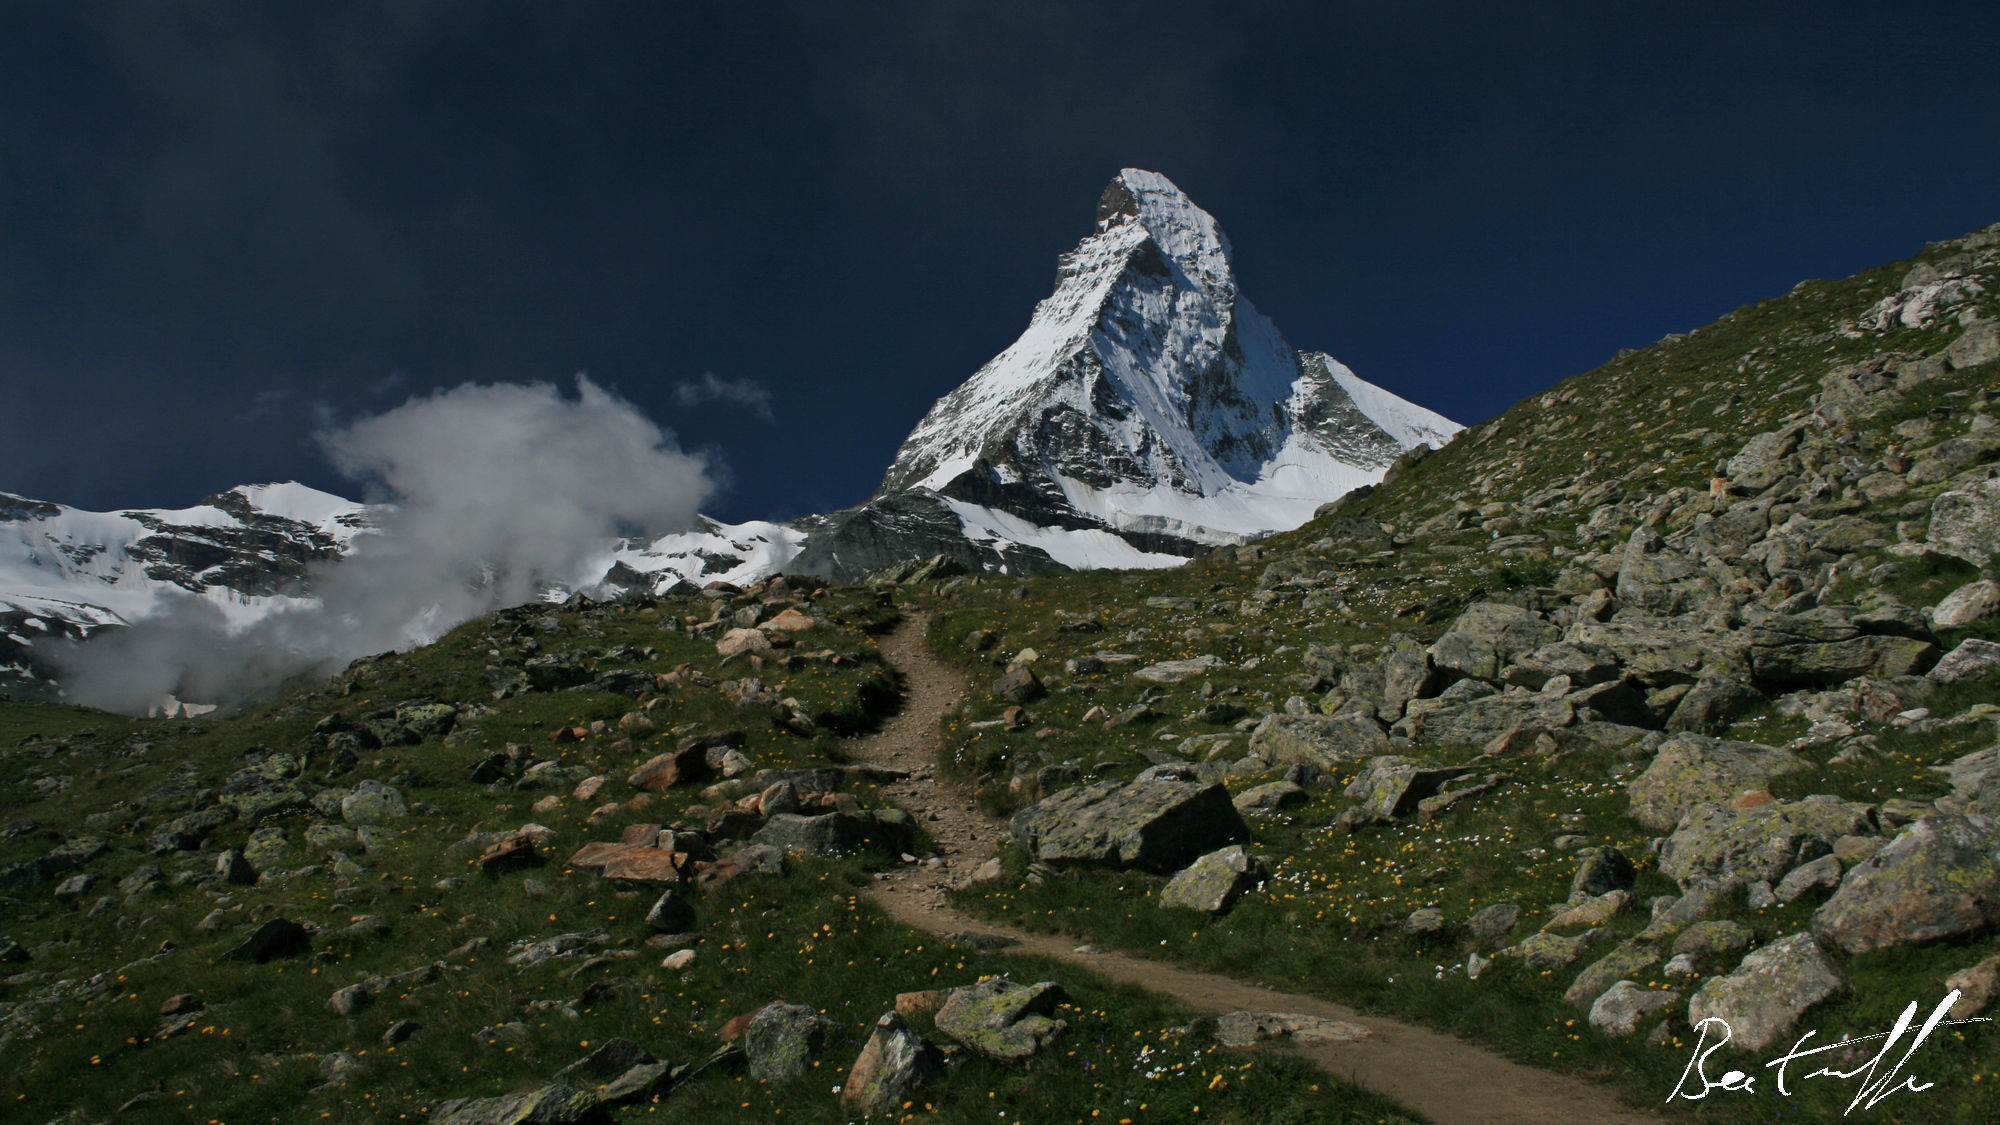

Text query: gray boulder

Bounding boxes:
[1158,845,1263,913]
[1011,776,1249,874]
[1131,655,1224,683]
[1626,734,1810,833]
[751,809,916,857]
[1342,758,1473,819]
[1427,603,1560,684]
[1929,639,2000,685]
[743,1002,843,1082]
[1929,479,2000,566]
[1588,979,1682,1037]
[1933,579,2000,628]
[1665,676,1765,735]
[340,780,408,826]
[1813,814,2000,955]
[840,1012,943,1115]
[1246,713,1389,768]
[1687,934,1843,1052]
[1392,691,1575,747]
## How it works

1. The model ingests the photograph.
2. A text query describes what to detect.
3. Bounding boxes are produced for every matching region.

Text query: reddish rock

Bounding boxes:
[573,776,609,802]
[764,608,816,632]
[1730,789,1777,810]
[531,795,564,814]
[628,745,710,791]
[894,990,947,1016]
[616,712,655,734]
[567,841,630,868]
[599,848,691,884]
[716,628,773,660]
[549,726,586,744]
[477,833,540,873]
[1002,706,1030,731]
[159,993,204,1017]
[719,1011,755,1042]
[620,823,666,846]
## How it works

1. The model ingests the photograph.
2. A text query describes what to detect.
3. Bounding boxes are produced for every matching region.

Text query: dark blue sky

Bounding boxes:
[3,2,1996,524]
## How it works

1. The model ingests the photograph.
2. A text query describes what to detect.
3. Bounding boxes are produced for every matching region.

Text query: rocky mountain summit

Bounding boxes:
[786,169,1457,579]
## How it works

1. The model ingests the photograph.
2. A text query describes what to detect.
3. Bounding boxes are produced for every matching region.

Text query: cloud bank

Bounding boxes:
[52,375,714,714]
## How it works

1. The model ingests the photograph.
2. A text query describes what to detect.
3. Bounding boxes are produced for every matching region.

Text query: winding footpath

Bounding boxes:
[849,612,1664,1125]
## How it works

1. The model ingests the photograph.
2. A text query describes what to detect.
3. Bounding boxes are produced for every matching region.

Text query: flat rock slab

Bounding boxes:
[1214,1010,1370,1047]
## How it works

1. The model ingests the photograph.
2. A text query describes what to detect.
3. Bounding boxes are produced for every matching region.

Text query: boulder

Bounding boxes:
[1503,642,1622,691]
[1813,814,2000,955]
[1246,713,1390,767]
[1774,854,1844,903]
[1565,940,1663,1011]
[1946,955,2000,1020]
[1377,637,1439,720]
[1392,692,1575,747]
[1158,845,1263,913]
[1750,633,1939,689]
[1626,734,1810,833]
[1010,776,1249,874]
[1343,758,1474,820]
[1933,579,2000,628]
[991,667,1045,702]
[1687,934,1843,1052]
[1659,798,1876,891]
[1928,479,2000,566]
[743,1002,842,1082]
[751,810,916,857]
[339,780,408,825]
[1427,603,1560,684]
[716,627,773,660]
[627,746,710,791]
[644,890,696,933]
[934,977,1067,1062]
[839,1012,943,1115]
[1929,639,2000,685]
[1665,676,1765,735]
[1617,525,1710,615]
[1588,980,1682,1037]
[1570,847,1637,899]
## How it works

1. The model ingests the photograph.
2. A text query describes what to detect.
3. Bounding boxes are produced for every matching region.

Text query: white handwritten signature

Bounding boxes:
[1668,989,1991,1114]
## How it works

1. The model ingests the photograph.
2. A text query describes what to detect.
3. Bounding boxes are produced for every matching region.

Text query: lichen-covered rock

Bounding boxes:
[1565,939,1663,1010]
[751,810,916,857]
[934,977,1067,1061]
[1232,780,1307,813]
[1813,814,2000,955]
[1246,713,1389,767]
[1659,797,1876,891]
[1672,920,1754,959]
[1010,776,1249,874]
[340,780,408,825]
[1498,927,1611,971]
[1342,758,1474,819]
[431,1083,597,1125]
[1626,734,1810,832]
[1158,845,1263,913]
[1589,980,1682,1037]
[1130,655,1224,683]
[1666,676,1766,735]
[840,1011,943,1115]
[743,1002,843,1081]
[1687,934,1843,1052]
[1774,854,1844,903]
[1392,692,1576,747]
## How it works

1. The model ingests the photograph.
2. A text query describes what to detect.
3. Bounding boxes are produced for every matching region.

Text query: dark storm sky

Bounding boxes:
[3,2,1997,525]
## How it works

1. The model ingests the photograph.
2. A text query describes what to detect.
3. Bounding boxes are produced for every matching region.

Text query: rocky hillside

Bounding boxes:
[918,219,2000,1117]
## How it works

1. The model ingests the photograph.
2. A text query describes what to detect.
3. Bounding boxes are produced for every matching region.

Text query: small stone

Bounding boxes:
[328,984,372,1016]
[644,889,696,933]
[1589,980,1682,1037]
[1403,907,1446,936]
[661,948,697,971]
[1467,903,1523,941]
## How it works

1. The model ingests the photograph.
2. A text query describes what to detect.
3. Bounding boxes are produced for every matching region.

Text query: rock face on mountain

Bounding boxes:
[0,483,370,702]
[787,169,1457,580]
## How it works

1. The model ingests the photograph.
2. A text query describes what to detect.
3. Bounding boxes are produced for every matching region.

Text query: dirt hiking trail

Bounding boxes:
[848,612,1663,1125]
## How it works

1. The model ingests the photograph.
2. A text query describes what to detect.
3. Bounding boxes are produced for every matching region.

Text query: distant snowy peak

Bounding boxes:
[798,168,1459,579]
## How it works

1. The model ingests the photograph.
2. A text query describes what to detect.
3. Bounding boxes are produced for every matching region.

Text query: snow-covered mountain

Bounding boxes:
[0,483,371,700]
[783,168,1457,578]
[2,170,1456,701]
